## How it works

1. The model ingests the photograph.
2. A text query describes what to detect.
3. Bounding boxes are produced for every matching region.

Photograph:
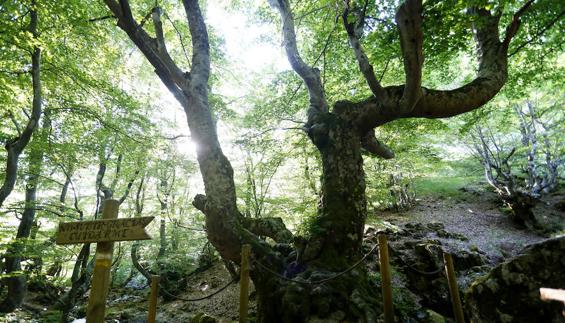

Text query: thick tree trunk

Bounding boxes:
[252,111,379,322]
[311,114,366,263]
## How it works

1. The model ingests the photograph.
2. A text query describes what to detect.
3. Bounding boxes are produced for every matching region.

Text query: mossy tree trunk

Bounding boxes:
[252,109,380,322]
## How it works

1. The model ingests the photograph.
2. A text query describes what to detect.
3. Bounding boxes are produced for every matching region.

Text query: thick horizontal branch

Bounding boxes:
[348,7,520,132]
[242,217,293,243]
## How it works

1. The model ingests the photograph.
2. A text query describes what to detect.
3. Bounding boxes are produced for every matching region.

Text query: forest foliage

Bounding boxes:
[0,0,563,318]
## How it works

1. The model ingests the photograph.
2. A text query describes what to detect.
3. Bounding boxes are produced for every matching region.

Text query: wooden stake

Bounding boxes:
[540,288,565,303]
[86,199,120,323]
[378,234,394,323]
[540,288,565,317]
[444,253,465,323]
[147,275,160,323]
[239,244,251,323]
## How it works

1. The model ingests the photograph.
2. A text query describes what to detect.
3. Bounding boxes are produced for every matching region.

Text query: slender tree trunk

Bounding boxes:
[55,243,93,322]
[0,0,42,208]
[59,172,72,211]
[157,195,167,259]
[0,105,49,312]
[130,176,152,284]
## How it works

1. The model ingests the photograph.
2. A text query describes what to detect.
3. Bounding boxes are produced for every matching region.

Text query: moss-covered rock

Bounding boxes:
[424,309,446,323]
[365,223,489,318]
[190,312,219,323]
[465,236,565,322]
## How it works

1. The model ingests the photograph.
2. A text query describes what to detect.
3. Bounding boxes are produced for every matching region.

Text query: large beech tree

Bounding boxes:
[103,0,539,321]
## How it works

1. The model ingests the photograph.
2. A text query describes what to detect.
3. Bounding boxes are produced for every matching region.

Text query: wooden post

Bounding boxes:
[147,275,160,323]
[378,234,394,323]
[239,244,251,323]
[444,253,465,323]
[56,200,154,322]
[540,288,565,317]
[86,199,120,323]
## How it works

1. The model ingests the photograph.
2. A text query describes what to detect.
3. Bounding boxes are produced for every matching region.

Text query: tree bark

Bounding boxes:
[307,111,366,263]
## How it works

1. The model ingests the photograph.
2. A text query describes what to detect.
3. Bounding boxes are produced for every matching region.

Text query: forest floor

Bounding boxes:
[2,183,563,322]
[374,188,548,263]
[100,185,561,323]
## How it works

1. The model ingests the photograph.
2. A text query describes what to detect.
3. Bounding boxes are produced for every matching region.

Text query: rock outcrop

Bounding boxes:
[364,222,489,320]
[465,236,565,322]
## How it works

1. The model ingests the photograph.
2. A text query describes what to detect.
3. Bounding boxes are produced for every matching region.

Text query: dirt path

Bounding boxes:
[377,191,546,263]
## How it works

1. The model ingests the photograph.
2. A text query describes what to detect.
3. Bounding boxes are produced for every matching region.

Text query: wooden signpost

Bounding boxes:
[56,199,154,323]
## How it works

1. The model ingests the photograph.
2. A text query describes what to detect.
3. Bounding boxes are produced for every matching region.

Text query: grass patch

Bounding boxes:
[413,176,482,199]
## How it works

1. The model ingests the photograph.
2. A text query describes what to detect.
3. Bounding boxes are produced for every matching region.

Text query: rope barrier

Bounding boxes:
[252,242,380,285]
[406,263,443,276]
[159,277,237,302]
[155,241,444,303]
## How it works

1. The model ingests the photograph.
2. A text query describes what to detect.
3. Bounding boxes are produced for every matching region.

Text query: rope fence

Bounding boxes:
[145,235,465,323]
[252,242,381,285]
[158,277,237,302]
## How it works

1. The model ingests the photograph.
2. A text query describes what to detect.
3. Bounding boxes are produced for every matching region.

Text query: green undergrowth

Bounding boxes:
[413,176,483,200]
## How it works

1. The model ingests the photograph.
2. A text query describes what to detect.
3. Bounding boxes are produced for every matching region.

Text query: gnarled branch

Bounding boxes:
[104,0,187,90]
[395,0,423,113]
[182,0,210,88]
[268,0,329,118]
[342,0,386,100]
[361,130,394,159]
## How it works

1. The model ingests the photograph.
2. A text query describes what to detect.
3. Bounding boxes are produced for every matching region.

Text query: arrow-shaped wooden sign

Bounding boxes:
[56,216,154,245]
